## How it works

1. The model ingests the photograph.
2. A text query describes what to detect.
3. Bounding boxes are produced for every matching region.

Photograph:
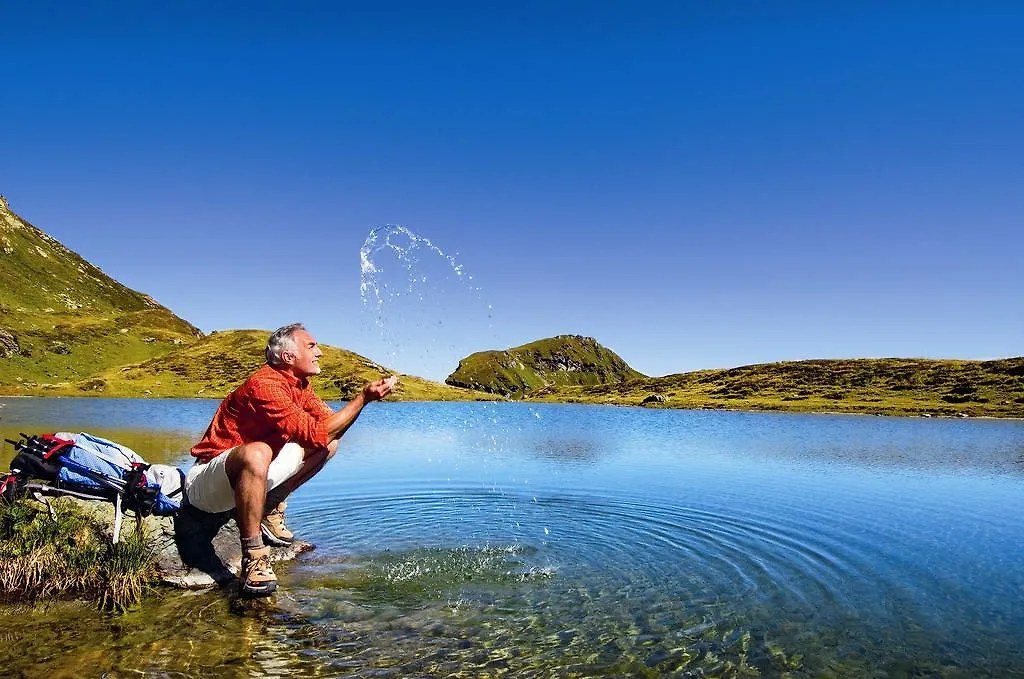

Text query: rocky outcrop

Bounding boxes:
[71,499,313,589]
[0,329,21,358]
[447,335,644,396]
[162,505,313,588]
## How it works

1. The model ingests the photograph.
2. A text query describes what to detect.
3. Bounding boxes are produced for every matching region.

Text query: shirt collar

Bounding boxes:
[269,363,309,390]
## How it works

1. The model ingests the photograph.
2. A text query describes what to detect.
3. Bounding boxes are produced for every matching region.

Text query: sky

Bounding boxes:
[2,2,1021,381]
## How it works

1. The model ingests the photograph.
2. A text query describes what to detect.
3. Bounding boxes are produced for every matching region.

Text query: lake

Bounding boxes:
[1,398,1023,677]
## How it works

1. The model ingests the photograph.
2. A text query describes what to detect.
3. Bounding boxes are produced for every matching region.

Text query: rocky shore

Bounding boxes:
[70,498,313,589]
[1,495,312,611]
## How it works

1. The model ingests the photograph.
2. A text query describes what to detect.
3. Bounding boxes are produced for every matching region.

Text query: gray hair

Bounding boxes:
[266,323,306,366]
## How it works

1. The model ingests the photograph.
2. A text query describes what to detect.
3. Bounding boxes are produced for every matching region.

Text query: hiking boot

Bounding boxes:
[261,501,294,547]
[240,546,277,597]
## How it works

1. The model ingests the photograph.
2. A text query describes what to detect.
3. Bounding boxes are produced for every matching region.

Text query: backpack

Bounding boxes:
[2,432,186,542]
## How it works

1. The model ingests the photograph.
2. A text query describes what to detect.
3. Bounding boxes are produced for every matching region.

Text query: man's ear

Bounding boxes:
[281,350,296,366]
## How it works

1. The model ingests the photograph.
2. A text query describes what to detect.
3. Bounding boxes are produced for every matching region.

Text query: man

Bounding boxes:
[185,323,395,596]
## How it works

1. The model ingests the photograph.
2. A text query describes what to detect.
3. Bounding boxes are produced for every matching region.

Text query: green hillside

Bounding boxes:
[446,335,644,396]
[18,329,494,401]
[0,197,202,391]
[526,357,1024,418]
[2,197,1020,417]
[0,198,488,401]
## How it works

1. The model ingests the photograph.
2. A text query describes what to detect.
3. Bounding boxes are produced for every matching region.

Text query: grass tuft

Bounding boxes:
[99,523,157,613]
[0,496,155,612]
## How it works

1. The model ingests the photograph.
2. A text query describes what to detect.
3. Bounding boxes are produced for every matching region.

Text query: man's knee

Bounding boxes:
[226,442,273,479]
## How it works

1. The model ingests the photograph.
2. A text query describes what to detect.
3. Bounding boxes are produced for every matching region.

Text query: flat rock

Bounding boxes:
[66,497,314,589]
[162,504,314,589]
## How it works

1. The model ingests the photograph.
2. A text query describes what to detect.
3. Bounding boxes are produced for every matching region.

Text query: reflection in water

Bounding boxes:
[0,593,277,678]
[0,399,1023,676]
[529,437,597,464]
[1,427,196,469]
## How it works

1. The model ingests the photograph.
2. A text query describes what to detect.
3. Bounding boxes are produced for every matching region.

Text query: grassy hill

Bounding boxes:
[445,335,644,396]
[526,357,1024,418]
[18,329,494,401]
[2,198,1020,417]
[0,197,202,391]
[0,198,485,401]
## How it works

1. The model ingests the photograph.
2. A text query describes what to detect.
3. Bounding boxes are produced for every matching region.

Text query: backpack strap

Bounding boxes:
[122,463,158,517]
[0,473,21,502]
[167,467,186,498]
[38,434,75,461]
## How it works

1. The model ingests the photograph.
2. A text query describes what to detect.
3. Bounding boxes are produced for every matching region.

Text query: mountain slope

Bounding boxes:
[525,357,1024,417]
[47,329,495,401]
[0,197,201,389]
[446,335,644,396]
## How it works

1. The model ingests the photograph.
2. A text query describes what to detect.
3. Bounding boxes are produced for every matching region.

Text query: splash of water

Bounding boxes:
[359,224,480,322]
[357,225,546,545]
[358,224,492,381]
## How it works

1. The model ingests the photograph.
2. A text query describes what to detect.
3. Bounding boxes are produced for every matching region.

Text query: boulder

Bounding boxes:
[70,498,313,589]
[642,394,666,405]
[48,341,71,355]
[162,505,314,588]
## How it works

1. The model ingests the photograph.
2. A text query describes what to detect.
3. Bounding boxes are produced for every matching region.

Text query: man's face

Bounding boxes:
[286,329,322,378]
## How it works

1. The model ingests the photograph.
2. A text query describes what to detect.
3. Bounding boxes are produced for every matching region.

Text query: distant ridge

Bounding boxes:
[525,356,1024,418]
[446,335,644,396]
[2,197,1021,417]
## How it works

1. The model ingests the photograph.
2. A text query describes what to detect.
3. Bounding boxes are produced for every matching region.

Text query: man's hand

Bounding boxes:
[327,376,397,440]
[363,375,397,402]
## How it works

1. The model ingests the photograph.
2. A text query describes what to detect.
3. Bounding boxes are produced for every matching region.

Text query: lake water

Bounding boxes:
[1,398,1023,677]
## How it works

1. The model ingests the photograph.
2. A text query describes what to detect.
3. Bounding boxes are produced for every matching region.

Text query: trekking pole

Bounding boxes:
[113,493,123,545]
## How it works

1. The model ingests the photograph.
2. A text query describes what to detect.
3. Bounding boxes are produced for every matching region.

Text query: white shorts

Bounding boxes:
[185,442,305,514]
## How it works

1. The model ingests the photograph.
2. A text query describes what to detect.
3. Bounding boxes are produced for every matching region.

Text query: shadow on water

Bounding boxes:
[0,397,212,469]
[1,427,196,468]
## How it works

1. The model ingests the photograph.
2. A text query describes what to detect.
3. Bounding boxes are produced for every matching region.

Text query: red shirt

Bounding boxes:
[191,364,333,463]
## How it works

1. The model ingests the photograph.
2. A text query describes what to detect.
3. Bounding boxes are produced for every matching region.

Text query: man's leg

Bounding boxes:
[277,439,339,496]
[261,440,339,546]
[223,442,277,596]
[223,441,273,541]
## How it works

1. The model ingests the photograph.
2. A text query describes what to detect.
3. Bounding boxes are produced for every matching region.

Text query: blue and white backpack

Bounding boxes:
[2,432,185,542]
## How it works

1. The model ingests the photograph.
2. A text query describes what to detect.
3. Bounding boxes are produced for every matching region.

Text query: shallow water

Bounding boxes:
[2,398,1023,677]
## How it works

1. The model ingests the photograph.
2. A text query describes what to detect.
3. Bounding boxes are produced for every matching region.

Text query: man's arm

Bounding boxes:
[324,377,394,441]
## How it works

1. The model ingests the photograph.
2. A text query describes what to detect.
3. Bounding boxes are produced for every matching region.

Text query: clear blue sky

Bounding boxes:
[2,2,1021,381]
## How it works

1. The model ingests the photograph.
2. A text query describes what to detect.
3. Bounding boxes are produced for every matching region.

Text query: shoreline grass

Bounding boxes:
[0,496,156,612]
